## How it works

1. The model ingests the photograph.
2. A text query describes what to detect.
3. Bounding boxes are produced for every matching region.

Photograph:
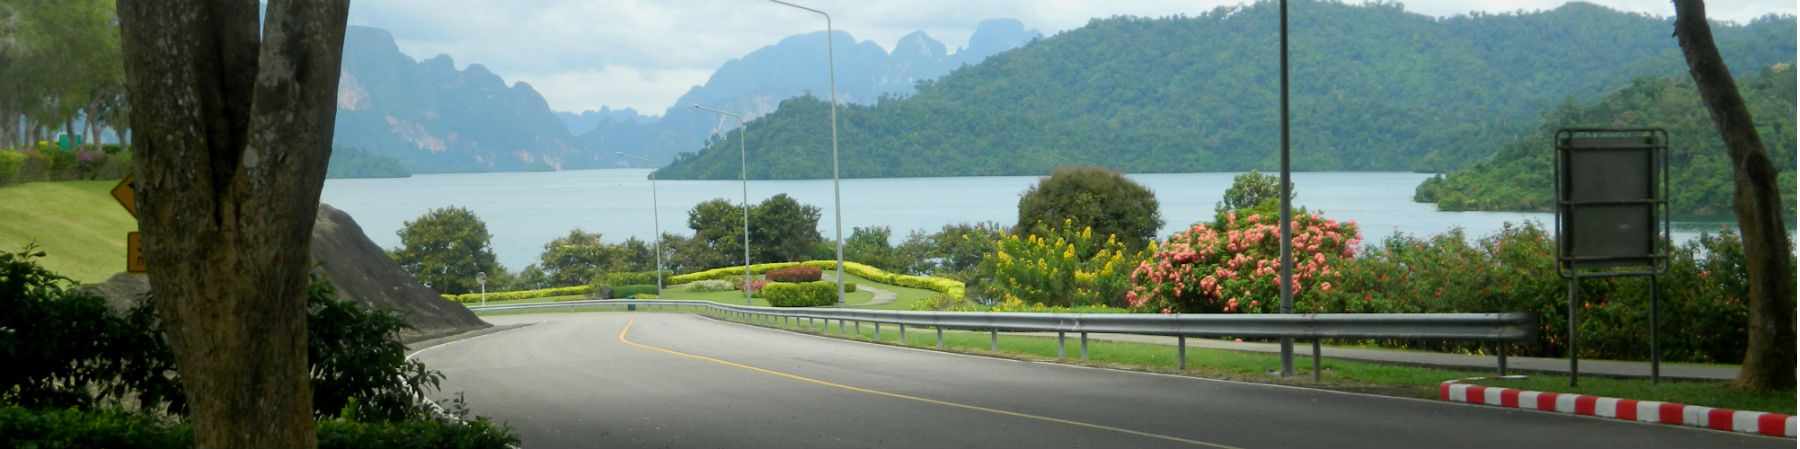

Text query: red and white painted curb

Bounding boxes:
[1440,376,1795,438]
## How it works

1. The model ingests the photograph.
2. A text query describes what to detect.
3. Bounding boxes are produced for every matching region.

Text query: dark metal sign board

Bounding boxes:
[1555,130,1670,274]
[1552,127,1670,387]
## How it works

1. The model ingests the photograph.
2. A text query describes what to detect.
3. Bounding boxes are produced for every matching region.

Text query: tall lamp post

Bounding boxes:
[766,0,845,308]
[616,152,664,299]
[694,104,753,306]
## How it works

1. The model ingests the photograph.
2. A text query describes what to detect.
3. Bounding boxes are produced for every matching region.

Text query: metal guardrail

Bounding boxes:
[468,299,1537,378]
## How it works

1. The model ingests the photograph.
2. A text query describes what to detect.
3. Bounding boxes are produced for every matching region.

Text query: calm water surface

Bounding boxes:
[320,170,1737,271]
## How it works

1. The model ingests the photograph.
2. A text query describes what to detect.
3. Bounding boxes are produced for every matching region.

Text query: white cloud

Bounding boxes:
[347,0,1795,114]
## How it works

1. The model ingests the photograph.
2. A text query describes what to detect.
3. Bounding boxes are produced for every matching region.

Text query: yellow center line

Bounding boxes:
[617,317,1241,449]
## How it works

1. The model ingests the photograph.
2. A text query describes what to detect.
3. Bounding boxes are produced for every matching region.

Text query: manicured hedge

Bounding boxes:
[601,270,672,287]
[802,260,965,300]
[762,281,838,307]
[611,284,658,298]
[444,285,591,303]
[665,260,963,300]
[766,265,822,283]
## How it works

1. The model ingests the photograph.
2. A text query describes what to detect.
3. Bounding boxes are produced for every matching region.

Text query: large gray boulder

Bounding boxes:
[81,203,489,343]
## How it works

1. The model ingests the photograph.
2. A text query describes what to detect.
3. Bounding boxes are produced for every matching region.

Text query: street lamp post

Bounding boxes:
[766,0,845,308]
[694,104,752,306]
[616,152,664,299]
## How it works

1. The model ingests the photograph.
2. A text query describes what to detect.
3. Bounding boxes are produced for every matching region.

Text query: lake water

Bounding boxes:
[320,170,1740,271]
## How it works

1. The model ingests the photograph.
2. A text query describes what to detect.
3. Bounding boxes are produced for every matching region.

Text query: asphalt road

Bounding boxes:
[413,312,1789,449]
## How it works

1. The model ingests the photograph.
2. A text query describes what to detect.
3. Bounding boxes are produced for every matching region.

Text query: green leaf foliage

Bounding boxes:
[391,206,503,294]
[536,229,654,288]
[761,281,839,307]
[1415,65,1796,216]
[1016,166,1163,250]
[653,2,1795,179]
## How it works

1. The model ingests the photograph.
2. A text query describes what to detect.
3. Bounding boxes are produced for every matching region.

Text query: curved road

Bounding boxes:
[414,312,1788,448]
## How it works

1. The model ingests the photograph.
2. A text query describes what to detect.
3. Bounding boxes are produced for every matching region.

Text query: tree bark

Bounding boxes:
[116,1,349,447]
[1672,0,1796,390]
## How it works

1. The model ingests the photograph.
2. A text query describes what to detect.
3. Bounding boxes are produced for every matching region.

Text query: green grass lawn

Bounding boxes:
[0,180,136,283]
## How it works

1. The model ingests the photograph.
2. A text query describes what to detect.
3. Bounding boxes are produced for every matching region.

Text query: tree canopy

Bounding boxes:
[1015,166,1162,250]
[391,207,503,295]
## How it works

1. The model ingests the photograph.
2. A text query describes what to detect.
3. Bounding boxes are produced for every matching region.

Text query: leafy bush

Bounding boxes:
[603,270,672,287]
[0,405,191,449]
[318,395,519,449]
[0,244,176,412]
[740,279,771,296]
[0,400,520,449]
[980,220,1140,308]
[1317,222,1773,364]
[1016,166,1163,249]
[0,150,25,186]
[611,284,657,298]
[305,273,442,421]
[762,281,838,307]
[766,265,822,283]
[1128,204,1361,313]
[686,279,737,292]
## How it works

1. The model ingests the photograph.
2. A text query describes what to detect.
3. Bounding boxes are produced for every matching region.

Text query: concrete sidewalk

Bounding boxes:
[1013,332,1739,382]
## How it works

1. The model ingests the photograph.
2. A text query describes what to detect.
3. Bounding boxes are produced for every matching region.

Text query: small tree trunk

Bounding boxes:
[1672,0,1797,391]
[118,1,350,447]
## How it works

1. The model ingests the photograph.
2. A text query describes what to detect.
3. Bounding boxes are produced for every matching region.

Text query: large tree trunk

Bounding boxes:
[116,1,349,447]
[1672,0,1796,391]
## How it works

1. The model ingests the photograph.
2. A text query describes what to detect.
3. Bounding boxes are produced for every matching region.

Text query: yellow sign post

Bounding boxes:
[113,175,145,273]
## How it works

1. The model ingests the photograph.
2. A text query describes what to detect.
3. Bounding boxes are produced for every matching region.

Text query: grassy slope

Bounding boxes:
[0,181,135,283]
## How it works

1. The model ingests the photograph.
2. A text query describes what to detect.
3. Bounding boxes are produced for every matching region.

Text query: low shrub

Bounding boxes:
[686,279,737,292]
[602,270,671,287]
[762,281,837,307]
[0,406,191,449]
[0,402,521,449]
[741,279,771,297]
[612,284,657,298]
[766,265,822,283]
[444,285,590,303]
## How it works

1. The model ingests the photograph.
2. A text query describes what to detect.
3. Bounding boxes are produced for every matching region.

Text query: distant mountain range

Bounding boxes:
[574,18,1042,169]
[328,20,1040,174]
[334,26,581,173]
[653,1,1796,180]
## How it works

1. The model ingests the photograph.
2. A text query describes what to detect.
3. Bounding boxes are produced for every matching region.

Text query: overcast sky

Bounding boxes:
[344,0,1795,116]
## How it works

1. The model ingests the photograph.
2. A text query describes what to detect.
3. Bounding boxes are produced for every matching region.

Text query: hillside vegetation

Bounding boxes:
[1415,65,1796,216]
[0,181,135,283]
[654,1,1795,180]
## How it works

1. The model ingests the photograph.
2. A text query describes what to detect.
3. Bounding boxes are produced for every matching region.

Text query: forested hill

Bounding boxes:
[652,1,1795,180]
[1414,65,1796,217]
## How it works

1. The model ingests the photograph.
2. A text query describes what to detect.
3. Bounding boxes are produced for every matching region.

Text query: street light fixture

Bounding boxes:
[693,104,753,306]
[616,152,664,299]
[766,0,845,308]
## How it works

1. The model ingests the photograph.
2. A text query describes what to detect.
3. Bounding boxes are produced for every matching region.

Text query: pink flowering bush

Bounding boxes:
[1127,207,1360,314]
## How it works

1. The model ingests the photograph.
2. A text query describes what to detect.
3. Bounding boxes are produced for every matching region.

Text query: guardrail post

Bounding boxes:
[937,327,944,350]
[1312,340,1321,382]
[838,319,845,335]
[1178,335,1186,370]
[1498,344,1509,376]
[854,320,860,336]
[1080,332,1089,361]
[900,324,907,345]
[807,317,814,332]
[1058,332,1066,359]
[990,329,998,353]
[874,322,881,340]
